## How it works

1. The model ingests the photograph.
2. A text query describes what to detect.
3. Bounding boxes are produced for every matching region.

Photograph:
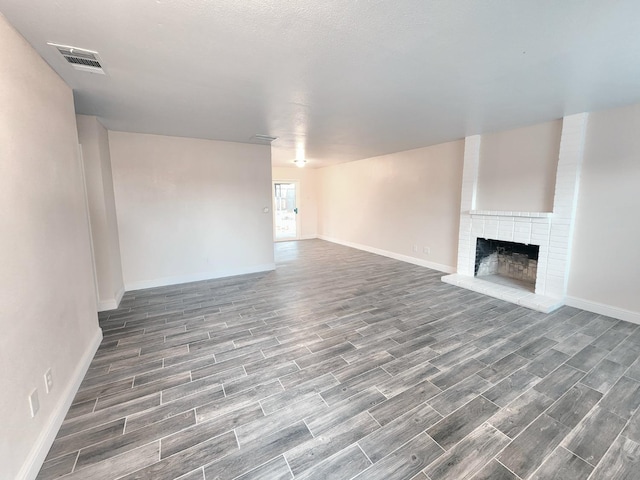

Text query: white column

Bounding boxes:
[544,112,589,298]
[457,135,481,276]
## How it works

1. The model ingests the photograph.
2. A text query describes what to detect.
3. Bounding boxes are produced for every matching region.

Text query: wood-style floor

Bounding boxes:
[38,239,640,480]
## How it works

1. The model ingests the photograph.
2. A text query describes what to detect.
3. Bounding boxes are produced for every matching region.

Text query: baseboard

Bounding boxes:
[97,299,117,312]
[565,296,640,325]
[96,284,125,312]
[115,284,125,306]
[20,327,102,480]
[125,263,277,291]
[318,235,456,274]
[274,235,318,242]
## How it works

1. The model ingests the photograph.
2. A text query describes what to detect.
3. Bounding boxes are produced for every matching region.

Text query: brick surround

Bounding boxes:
[442,113,589,312]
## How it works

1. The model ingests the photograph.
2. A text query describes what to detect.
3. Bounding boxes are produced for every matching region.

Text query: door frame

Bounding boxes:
[272,180,301,242]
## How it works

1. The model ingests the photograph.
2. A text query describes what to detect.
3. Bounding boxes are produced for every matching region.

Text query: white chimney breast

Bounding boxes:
[443,113,589,312]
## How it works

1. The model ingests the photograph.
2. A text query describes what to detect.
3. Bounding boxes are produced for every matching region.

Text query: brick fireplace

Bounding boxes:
[442,113,589,312]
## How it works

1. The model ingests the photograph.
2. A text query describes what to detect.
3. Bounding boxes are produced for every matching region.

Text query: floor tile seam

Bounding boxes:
[577,325,614,342]
[427,398,504,453]
[71,437,162,477]
[477,393,503,413]
[566,395,628,447]
[41,449,80,477]
[583,430,635,478]
[477,422,520,478]
[579,352,629,379]
[74,376,136,402]
[67,449,80,475]
[526,442,588,480]
[617,357,640,384]
[280,453,296,479]
[88,359,164,384]
[353,442,375,474]
[585,394,637,431]
[479,360,531,386]
[170,434,238,480]
[575,400,640,473]
[89,350,143,370]
[566,354,599,374]
[96,376,146,406]
[120,389,213,433]
[590,330,632,352]
[528,362,583,394]
[502,410,566,455]
[486,392,549,443]
[358,430,440,473]
[543,383,603,426]
[557,441,600,470]
[106,346,192,371]
[57,407,139,441]
[494,457,524,480]
[372,385,389,401]
[86,407,200,465]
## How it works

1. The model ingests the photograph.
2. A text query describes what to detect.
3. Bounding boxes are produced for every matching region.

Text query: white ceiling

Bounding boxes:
[2,1,640,168]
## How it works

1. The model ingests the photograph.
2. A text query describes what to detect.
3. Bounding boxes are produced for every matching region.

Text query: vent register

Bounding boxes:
[48,43,106,74]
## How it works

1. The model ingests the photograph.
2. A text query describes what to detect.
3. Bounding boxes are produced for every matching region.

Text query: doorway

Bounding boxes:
[273,181,300,241]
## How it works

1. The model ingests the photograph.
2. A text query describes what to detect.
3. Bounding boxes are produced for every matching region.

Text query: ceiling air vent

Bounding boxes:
[48,43,106,75]
[249,134,278,145]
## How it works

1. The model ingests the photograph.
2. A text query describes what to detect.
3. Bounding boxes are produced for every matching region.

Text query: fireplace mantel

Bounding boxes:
[469,210,553,218]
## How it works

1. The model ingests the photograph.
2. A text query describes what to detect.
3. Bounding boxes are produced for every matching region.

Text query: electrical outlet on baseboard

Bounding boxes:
[423,246,431,255]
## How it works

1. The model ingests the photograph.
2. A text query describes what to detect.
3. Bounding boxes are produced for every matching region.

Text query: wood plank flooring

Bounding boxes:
[37,239,640,479]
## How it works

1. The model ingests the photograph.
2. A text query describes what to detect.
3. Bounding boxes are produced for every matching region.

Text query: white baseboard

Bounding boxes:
[97,299,117,312]
[274,235,318,242]
[125,263,277,291]
[318,235,456,274]
[20,327,102,480]
[115,284,125,306]
[565,296,640,325]
[96,284,125,312]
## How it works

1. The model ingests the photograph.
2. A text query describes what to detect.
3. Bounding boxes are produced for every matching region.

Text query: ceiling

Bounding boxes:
[2,1,640,168]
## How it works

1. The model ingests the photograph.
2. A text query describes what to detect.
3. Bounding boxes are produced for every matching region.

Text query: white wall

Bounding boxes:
[0,15,101,480]
[318,141,464,272]
[567,103,640,320]
[477,119,562,212]
[109,131,275,290]
[76,115,125,311]
[272,166,319,239]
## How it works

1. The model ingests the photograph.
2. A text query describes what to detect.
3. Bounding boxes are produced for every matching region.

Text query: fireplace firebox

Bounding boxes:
[475,238,539,288]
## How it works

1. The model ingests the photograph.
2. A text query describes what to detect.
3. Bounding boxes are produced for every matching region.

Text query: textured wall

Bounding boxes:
[0,15,100,479]
[109,131,275,290]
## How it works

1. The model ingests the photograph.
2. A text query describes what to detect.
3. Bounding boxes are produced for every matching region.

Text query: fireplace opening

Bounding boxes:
[475,238,539,292]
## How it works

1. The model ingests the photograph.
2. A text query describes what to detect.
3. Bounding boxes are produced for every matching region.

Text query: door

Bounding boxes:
[273,182,300,241]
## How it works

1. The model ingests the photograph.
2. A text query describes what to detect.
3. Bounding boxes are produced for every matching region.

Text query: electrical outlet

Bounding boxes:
[423,246,431,255]
[29,389,39,418]
[412,245,418,253]
[44,369,53,393]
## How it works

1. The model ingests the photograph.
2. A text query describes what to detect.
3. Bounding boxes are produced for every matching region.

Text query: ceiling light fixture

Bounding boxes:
[293,159,307,168]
